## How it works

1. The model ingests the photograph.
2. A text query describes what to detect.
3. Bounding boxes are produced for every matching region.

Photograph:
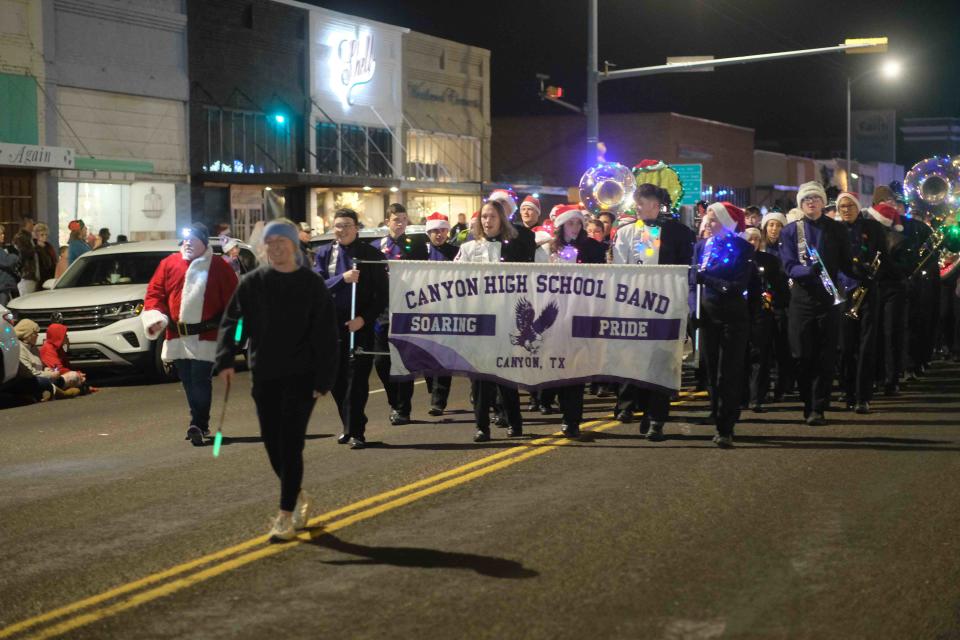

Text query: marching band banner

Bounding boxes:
[387,262,689,393]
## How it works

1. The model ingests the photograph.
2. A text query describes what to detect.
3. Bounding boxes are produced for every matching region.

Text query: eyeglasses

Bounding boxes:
[333,223,355,230]
[801,196,824,204]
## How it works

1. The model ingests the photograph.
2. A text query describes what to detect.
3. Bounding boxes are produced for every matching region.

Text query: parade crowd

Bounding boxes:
[5,173,951,541]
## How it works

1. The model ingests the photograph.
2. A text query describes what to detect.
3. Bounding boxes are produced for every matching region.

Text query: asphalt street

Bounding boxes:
[2,361,960,639]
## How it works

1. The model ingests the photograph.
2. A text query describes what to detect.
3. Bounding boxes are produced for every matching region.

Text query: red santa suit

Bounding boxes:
[141,245,238,362]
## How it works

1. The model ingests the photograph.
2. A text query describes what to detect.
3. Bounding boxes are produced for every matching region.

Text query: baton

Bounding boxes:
[212,376,230,458]
[692,283,702,368]
[349,258,358,355]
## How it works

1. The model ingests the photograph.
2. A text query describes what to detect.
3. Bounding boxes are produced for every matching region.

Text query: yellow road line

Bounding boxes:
[23,419,624,640]
[7,389,705,639]
[0,419,605,639]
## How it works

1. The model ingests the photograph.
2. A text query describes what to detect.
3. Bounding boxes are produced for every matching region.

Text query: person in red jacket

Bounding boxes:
[141,223,238,445]
[38,322,89,390]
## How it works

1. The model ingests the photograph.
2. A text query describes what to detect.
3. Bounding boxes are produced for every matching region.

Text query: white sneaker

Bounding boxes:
[292,490,311,530]
[268,513,296,541]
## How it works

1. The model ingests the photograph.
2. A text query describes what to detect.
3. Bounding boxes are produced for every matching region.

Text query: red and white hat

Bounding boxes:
[868,203,903,231]
[488,189,518,217]
[532,220,554,245]
[425,212,450,232]
[707,202,746,233]
[550,204,585,228]
[519,196,540,216]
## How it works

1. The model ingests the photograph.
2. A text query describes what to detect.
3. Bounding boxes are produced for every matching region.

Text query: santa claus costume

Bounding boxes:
[142,223,238,445]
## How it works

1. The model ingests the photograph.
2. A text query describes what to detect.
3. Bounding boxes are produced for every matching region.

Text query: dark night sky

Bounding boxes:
[310,0,960,157]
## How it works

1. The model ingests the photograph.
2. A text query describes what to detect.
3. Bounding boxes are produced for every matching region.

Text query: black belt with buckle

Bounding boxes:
[173,316,222,337]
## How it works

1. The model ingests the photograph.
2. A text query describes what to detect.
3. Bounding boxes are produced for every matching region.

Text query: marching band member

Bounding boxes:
[455,199,536,442]
[692,203,758,447]
[418,213,458,416]
[867,200,909,396]
[313,208,388,449]
[374,203,426,426]
[612,183,695,440]
[742,227,788,412]
[836,192,886,413]
[760,210,794,400]
[779,182,853,426]
[517,196,542,231]
[542,205,606,438]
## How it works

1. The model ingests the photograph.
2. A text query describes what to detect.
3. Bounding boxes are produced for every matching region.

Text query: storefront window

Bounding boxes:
[406,130,481,183]
[313,189,386,231]
[202,107,295,175]
[405,193,480,225]
[58,182,177,246]
[315,122,394,178]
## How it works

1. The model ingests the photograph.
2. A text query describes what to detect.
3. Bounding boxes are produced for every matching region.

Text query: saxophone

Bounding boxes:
[845,251,881,320]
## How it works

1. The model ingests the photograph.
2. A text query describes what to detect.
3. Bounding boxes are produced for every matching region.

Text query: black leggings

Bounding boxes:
[252,375,317,512]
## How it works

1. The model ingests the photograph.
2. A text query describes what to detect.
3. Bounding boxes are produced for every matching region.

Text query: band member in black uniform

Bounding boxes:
[313,208,388,449]
[779,182,853,426]
[540,206,606,438]
[742,227,789,412]
[373,203,427,425]
[415,213,459,416]
[691,203,758,447]
[612,183,695,440]
[835,192,886,413]
[905,212,939,378]
[455,199,536,442]
[760,211,794,400]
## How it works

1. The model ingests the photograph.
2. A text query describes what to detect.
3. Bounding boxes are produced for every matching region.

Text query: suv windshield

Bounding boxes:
[56,252,173,288]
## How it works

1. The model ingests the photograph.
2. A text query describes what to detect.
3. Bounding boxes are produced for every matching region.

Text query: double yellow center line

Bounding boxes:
[3,414,640,639]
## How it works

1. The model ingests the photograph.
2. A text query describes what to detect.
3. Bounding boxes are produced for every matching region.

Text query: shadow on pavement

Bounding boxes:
[219,434,333,446]
[304,532,539,579]
[586,431,960,451]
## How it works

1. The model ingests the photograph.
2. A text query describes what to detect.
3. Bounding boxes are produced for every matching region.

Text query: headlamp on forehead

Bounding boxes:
[181,228,192,239]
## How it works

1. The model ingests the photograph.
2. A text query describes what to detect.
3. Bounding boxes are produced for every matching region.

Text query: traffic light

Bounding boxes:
[546,86,564,99]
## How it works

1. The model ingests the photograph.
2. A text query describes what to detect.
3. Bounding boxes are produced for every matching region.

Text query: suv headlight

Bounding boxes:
[102,301,144,320]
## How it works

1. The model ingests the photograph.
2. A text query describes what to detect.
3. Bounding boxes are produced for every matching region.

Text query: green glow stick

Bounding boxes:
[234,317,243,343]
[212,431,223,457]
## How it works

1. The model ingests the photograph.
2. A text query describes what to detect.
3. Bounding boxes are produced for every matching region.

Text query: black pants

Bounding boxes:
[840,291,879,404]
[772,309,795,396]
[472,380,522,432]
[616,384,669,422]
[531,388,558,408]
[331,326,373,440]
[908,276,939,369]
[374,327,413,415]
[748,311,776,406]
[876,280,906,387]
[788,295,841,416]
[938,280,960,354]
[424,375,451,409]
[556,385,584,428]
[701,306,748,436]
[251,375,316,512]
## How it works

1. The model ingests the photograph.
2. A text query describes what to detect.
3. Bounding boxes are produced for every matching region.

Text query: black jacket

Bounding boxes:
[658,219,697,267]
[313,239,388,327]
[754,249,789,312]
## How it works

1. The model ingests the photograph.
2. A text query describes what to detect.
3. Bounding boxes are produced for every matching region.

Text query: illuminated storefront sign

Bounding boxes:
[331,32,376,107]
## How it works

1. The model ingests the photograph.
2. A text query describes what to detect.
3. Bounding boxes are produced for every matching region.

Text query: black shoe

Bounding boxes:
[751,404,766,413]
[715,434,734,448]
[561,423,580,439]
[428,406,444,416]
[507,426,523,438]
[491,413,506,427]
[539,404,555,415]
[639,415,651,436]
[389,411,410,425]
[616,410,634,423]
[806,412,827,426]
[646,422,665,442]
[855,402,871,414]
[186,426,204,447]
[200,427,211,439]
[349,437,366,449]
[527,402,541,412]
[337,434,351,445]
[473,430,490,443]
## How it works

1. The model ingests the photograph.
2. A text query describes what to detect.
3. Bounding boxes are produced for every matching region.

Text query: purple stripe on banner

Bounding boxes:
[392,313,496,336]
[571,316,681,340]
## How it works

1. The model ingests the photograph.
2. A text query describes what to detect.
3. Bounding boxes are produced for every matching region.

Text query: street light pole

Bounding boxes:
[847,75,853,189]
[586,0,599,168]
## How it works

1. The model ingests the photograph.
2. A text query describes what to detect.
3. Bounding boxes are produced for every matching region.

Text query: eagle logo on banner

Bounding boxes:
[510,298,560,354]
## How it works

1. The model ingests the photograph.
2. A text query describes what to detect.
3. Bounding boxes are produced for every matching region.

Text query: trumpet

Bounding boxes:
[806,245,845,306]
[845,251,881,320]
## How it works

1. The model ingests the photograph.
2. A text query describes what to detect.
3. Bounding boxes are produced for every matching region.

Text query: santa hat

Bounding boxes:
[471,210,480,220]
[550,204,585,228]
[707,202,746,233]
[867,203,902,231]
[836,192,862,212]
[761,211,788,229]
[425,212,450,232]
[796,181,827,206]
[488,189,517,217]
[519,196,540,216]
[532,221,554,245]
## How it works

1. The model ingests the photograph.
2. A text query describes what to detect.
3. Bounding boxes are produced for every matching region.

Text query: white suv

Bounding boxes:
[7,239,256,379]
[0,304,21,386]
